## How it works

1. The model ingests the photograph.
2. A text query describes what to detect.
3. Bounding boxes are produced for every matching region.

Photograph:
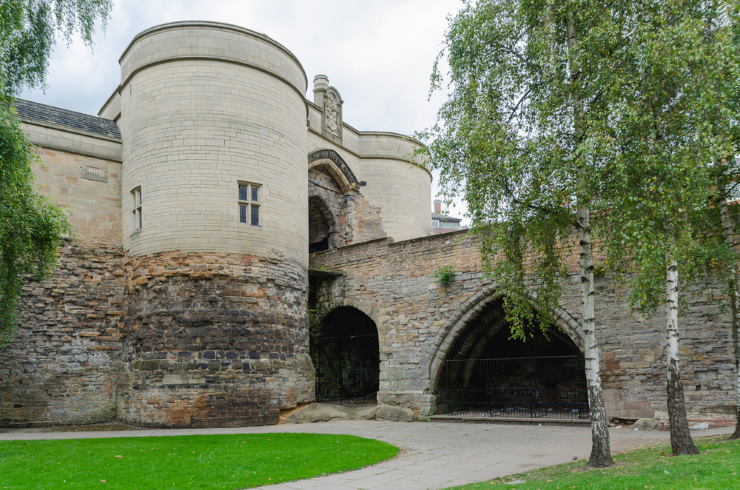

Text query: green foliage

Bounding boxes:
[591,1,738,314]
[0,100,69,344]
[425,0,737,324]
[0,0,111,345]
[423,0,617,336]
[433,265,456,287]
[0,433,399,488]
[453,436,740,489]
[0,0,112,97]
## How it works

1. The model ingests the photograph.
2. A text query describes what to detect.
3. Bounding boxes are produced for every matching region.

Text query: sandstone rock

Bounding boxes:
[633,418,659,430]
[352,404,378,420]
[284,403,353,424]
[376,404,414,422]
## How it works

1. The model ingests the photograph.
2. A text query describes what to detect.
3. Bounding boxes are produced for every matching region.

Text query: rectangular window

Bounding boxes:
[238,182,261,226]
[131,186,142,232]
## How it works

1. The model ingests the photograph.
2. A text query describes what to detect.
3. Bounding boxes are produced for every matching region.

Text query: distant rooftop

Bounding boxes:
[12,98,121,140]
[431,212,462,224]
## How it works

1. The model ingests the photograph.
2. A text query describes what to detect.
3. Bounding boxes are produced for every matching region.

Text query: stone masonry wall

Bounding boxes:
[310,230,736,423]
[308,166,385,249]
[0,240,124,427]
[119,252,314,427]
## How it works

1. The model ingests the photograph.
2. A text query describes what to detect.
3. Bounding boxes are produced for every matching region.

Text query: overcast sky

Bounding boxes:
[21,0,466,218]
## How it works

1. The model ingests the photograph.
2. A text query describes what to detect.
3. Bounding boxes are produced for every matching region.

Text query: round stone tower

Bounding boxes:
[117,21,312,427]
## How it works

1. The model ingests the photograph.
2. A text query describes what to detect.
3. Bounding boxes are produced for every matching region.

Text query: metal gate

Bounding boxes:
[313,332,379,405]
[434,355,590,420]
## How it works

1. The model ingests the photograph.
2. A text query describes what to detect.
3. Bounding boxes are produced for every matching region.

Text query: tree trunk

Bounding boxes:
[665,259,699,455]
[567,12,613,468]
[719,200,740,439]
[578,205,614,467]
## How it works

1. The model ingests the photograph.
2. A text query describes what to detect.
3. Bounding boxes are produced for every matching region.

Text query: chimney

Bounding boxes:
[313,74,329,106]
[433,199,442,215]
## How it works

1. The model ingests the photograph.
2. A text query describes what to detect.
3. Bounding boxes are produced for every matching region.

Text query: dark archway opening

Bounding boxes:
[309,195,333,253]
[310,306,379,404]
[435,297,589,419]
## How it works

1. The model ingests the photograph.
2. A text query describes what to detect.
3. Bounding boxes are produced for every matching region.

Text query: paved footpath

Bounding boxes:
[1,421,732,489]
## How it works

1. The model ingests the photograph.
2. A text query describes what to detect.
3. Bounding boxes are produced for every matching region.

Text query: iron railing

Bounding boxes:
[435,354,589,420]
[434,387,590,419]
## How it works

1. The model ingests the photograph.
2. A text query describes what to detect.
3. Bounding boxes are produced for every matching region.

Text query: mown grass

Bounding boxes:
[453,436,739,489]
[0,432,398,489]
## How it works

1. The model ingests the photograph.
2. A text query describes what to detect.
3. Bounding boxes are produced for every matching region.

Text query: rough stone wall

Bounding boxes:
[308,166,385,249]
[119,252,314,427]
[0,241,124,426]
[309,231,736,422]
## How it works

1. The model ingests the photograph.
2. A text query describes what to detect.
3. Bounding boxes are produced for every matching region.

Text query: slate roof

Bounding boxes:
[12,98,120,140]
[432,212,462,223]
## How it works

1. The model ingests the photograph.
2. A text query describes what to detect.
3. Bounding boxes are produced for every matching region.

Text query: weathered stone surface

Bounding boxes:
[283,403,377,424]
[119,251,314,427]
[0,241,124,427]
[634,418,660,430]
[308,163,385,251]
[376,404,414,422]
[285,403,352,423]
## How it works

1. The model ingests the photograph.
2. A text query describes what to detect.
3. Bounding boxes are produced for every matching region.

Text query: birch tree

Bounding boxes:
[595,0,736,455]
[425,0,625,467]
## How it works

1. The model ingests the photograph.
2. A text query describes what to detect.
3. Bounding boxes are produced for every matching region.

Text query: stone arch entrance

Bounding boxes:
[309,195,336,252]
[310,306,380,404]
[430,287,588,419]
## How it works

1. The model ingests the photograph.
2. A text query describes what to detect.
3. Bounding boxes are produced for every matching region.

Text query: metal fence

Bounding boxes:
[434,386,590,419]
[434,355,590,420]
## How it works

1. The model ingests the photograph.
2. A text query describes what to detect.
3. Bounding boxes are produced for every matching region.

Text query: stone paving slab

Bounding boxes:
[0,421,732,489]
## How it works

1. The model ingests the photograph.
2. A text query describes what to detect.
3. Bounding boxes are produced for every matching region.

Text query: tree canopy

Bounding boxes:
[0,0,112,97]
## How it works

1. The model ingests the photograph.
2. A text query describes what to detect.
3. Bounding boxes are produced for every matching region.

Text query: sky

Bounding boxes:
[20,0,468,220]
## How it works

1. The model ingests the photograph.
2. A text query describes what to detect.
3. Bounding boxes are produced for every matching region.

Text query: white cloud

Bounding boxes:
[20,0,467,220]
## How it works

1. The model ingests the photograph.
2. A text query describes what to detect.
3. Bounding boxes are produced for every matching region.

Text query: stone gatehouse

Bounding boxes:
[0,21,736,428]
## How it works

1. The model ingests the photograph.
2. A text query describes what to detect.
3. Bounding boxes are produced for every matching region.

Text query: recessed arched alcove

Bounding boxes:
[432,295,589,420]
[310,306,380,404]
[308,195,335,252]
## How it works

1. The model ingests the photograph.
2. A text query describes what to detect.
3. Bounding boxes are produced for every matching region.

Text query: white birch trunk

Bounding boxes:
[567,12,613,468]
[578,205,613,467]
[665,258,699,455]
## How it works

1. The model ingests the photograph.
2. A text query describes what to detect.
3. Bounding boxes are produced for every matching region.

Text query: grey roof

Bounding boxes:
[12,98,120,140]
[432,212,462,223]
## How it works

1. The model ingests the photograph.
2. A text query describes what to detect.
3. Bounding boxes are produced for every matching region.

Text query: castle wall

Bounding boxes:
[114,21,313,427]
[0,241,124,426]
[310,231,736,423]
[119,252,312,427]
[0,109,126,426]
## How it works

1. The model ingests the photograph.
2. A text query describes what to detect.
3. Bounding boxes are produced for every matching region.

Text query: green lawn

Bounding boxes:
[0,433,398,489]
[453,436,740,489]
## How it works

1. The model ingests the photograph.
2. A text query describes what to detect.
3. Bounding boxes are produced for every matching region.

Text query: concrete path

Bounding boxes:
[1,421,732,489]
